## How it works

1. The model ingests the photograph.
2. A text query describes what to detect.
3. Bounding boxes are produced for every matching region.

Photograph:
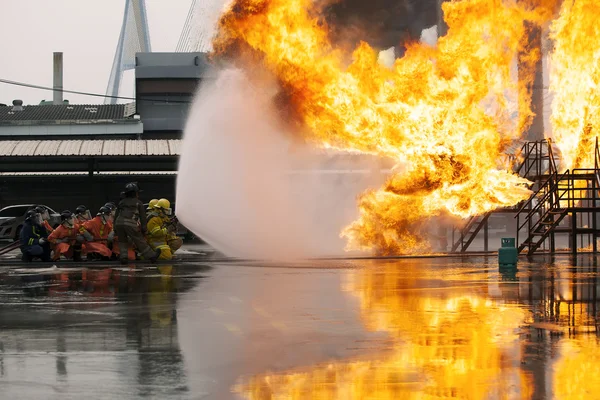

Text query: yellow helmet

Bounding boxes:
[155,198,172,215]
[147,199,158,210]
[156,198,170,209]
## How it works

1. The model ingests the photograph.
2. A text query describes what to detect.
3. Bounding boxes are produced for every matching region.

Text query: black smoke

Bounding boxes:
[321,0,439,52]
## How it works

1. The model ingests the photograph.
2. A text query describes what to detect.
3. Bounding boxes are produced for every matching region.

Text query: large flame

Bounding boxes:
[213,0,561,254]
[550,0,600,171]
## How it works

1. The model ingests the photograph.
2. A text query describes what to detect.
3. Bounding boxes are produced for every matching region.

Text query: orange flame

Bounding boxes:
[214,0,559,254]
[550,0,600,171]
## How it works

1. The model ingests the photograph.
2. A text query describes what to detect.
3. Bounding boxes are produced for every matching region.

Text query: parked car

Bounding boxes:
[0,204,61,241]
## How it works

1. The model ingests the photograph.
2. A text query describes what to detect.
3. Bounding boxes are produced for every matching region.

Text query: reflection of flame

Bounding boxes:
[550,0,600,171]
[235,265,532,399]
[213,0,562,254]
[553,338,600,399]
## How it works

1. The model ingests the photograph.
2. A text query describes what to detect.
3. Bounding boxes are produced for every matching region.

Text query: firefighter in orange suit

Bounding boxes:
[35,205,54,234]
[78,206,114,259]
[48,211,83,261]
[75,205,92,225]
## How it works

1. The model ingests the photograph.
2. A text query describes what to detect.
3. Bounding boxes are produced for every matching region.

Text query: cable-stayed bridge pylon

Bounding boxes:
[105,0,151,104]
[176,0,225,53]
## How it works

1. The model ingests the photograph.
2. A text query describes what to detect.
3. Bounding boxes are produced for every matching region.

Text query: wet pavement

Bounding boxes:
[0,255,599,399]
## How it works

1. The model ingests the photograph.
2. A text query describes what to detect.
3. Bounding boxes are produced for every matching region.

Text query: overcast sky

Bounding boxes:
[0,0,202,105]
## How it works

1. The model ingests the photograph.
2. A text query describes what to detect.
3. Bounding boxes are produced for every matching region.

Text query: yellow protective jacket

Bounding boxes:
[146,214,170,251]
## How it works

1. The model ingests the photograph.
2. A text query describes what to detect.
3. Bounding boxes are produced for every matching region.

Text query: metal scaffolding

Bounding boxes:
[452,138,600,255]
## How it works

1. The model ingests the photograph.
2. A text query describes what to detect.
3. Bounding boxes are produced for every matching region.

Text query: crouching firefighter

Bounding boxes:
[49,211,83,261]
[78,206,113,259]
[35,205,54,233]
[20,210,51,262]
[146,198,175,260]
[152,198,182,259]
[75,205,92,225]
[114,182,160,264]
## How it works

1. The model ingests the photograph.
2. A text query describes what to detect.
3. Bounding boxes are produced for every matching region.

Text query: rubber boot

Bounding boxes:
[150,248,162,263]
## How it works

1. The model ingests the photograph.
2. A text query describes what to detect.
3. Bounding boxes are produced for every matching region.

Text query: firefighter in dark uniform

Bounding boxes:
[20,210,51,262]
[114,182,160,264]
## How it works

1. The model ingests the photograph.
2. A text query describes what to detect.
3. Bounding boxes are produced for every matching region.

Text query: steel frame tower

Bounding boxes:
[105,0,151,104]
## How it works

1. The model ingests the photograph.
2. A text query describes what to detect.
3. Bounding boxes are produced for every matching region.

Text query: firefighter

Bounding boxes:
[146,199,173,260]
[75,205,92,224]
[49,211,83,261]
[104,202,135,261]
[20,210,51,262]
[147,199,159,213]
[34,205,54,234]
[160,199,183,255]
[78,206,113,259]
[114,182,160,264]
[104,202,117,218]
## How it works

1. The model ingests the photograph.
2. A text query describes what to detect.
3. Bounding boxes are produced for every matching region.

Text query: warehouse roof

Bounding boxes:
[0,139,181,157]
[0,103,136,123]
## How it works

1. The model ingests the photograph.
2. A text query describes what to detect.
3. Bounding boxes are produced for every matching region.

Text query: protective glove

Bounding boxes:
[57,237,70,244]
[76,234,85,243]
[83,231,94,242]
[38,238,46,245]
[107,231,115,243]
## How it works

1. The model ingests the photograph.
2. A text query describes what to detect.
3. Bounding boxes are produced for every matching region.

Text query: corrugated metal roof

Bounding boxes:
[168,140,180,155]
[125,140,147,155]
[0,103,134,122]
[147,140,170,155]
[80,141,103,156]
[35,140,61,156]
[102,140,125,156]
[0,140,18,155]
[12,140,41,156]
[0,139,181,157]
[57,140,83,156]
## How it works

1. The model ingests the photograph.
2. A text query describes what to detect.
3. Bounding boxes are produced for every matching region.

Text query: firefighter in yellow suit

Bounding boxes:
[146,198,179,260]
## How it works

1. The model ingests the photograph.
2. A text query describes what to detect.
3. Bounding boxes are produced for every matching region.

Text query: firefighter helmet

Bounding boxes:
[97,206,111,215]
[75,205,88,215]
[155,198,172,216]
[25,210,39,221]
[124,182,140,193]
[60,210,73,221]
[147,199,159,210]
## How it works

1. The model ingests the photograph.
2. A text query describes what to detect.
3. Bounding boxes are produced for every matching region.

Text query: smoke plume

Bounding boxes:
[321,0,438,51]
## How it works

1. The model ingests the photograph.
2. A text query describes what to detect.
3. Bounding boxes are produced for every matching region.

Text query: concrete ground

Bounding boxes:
[0,252,599,399]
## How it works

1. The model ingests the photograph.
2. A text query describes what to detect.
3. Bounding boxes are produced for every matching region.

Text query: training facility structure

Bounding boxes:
[452,138,600,256]
[0,48,214,212]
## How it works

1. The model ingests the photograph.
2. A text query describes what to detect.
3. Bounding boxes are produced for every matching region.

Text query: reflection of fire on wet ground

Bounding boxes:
[234,259,600,399]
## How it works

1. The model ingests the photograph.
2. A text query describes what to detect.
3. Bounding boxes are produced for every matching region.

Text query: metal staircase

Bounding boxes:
[516,169,569,254]
[450,139,557,253]
[516,137,600,255]
[451,212,491,252]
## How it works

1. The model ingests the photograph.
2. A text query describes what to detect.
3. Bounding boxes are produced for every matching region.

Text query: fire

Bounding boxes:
[214,0,559,254]
[550,0,600,171]
[234,264,532,399]
[553,338,600,399]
